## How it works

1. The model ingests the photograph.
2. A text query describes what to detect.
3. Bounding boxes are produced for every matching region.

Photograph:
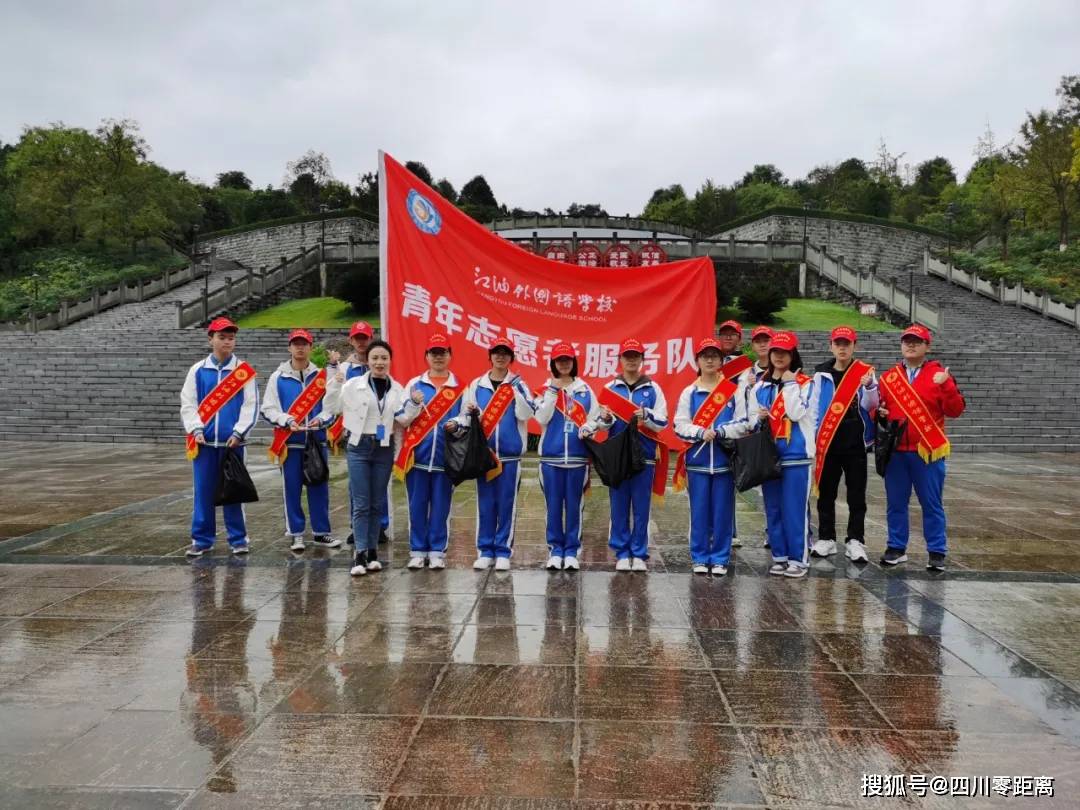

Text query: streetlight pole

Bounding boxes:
[319,203,328,245]
[30,272,40,333]
[907,263,915,322]
[802,201,812,261]
[945,203,957,267]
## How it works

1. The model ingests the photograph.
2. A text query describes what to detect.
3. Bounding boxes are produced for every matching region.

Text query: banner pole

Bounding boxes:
[378,149,389,342]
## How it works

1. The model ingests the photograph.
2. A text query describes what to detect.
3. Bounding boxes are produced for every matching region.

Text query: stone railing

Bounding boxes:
[175,245,320,328]
[925,252,1079,330]
[5,254,220,333]
[806,244,942,332]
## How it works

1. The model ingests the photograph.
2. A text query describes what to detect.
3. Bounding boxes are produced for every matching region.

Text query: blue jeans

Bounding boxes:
[346,437,394,553]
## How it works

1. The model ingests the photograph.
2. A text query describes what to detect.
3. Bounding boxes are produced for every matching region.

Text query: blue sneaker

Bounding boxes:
[230,541,250,555]
[186,544,207,558]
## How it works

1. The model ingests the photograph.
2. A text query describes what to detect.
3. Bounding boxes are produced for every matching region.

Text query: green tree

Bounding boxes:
[734,182,800,216]
[566,202,608,217]
[913,157,957,204]
[738,164,786,187]
[353,171,378,215]
[691,180,737,234]
[404,161,433,185]
[244,187,299,222]
[435,178,457,203]
[458,174,499,221]
[319,180,353,210]
[289,172,321,213]
[216,170,252,190]
[642,184,692,227]
[1012,109,1079,247]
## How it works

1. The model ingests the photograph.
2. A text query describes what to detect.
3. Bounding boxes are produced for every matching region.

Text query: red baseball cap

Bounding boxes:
[769,331,799,352]
[551,341,576,359]
[901,324,932,345]
[750,325,774,340]
[695,337,723,356]
[287,328,313,344]
[207,317,237,335]
[619,338,644,356]
[349,321,373,339]
[830,326,857,343]
[425,333,451,352]
[717,319,743,337]
[489,337,515,353]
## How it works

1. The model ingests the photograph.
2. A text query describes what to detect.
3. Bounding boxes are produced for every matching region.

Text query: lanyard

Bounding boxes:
[369,377,389,419]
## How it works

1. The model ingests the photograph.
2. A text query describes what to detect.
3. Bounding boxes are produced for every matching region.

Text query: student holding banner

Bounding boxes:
[328,321,391,547]
[325,339,406,577]
[461,338,536,571]
[261,329,339,553]
[535,342,612,571]
[673,337,751,576]
[875,324,965,571]
[747,331,816,578]
[180,317,260,558]
[808,326,877,564]
[393,334,465,571]
[599,339,670,572]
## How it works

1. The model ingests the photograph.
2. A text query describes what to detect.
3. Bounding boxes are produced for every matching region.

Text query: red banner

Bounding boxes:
[379,152,716,447]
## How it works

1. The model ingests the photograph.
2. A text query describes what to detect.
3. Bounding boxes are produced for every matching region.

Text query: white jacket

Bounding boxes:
[324,371,407,449]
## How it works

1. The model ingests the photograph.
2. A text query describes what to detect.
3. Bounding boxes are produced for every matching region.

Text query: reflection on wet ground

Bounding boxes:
[2,444,1080,806]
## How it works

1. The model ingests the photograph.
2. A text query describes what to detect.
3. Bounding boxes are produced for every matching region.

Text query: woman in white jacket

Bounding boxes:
[324,339,407,577]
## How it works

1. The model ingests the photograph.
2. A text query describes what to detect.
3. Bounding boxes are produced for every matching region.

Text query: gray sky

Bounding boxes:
[2,0,1077,214]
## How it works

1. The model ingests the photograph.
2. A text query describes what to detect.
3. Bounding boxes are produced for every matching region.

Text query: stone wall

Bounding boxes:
[714,215,947,278]
[200,217,378,270]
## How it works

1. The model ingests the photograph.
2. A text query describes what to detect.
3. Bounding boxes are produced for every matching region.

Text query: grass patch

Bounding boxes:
[717,298,899,332]
[236,297,378,329]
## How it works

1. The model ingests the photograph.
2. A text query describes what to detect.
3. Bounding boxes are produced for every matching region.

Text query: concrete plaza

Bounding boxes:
[2,442,1080,807]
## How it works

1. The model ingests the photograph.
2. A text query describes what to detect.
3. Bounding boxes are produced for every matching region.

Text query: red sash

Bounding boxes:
[268,368,328,464]
[185,362,256,460]
[327,415,344,452]
[597,385,674,501]
[720,354,752,382]
[767,373,811,442]
[672,376,741,491]
[879,366,951,462]
[393,383,462,480]
[813,360,871,491]
[555,388,588,427]
[476,379,520,481]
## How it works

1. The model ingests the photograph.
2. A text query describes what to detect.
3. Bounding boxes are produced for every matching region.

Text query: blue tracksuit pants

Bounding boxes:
[191,445,249,550]
[280,444,331,538]
[687,470,736,566]
[885,452,947,554]
[476,459,521,559]
[608,464,653,560]
[539,463,588,557]
[405,468,453,557]
[762,463,811,568]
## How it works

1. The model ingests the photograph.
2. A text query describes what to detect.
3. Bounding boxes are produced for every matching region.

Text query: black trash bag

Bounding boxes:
[214,447,259,505]
[445,410,499,486]
[302,430,329,487]
[874,412,907,478]
[584,416,646,488]
[728,429,783,492]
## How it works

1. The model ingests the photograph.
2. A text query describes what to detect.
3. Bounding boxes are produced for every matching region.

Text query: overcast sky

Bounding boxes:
[2,1,1077,214]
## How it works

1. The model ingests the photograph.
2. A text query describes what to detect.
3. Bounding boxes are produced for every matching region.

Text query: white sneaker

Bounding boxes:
[494,557,511,571]
[711,564,727,576]
[366,558,383,572]
[289,536,306,553]
[407,556,425,570]
[473,556,492,570]
[615,558,632,572]
[731,537,742,548]
[546,555,564,571]
[349,553,368,576]
[692,564,709,575]
[846,539,869,563]
[783,563,808,578]
[768,562,787,575]
[631,558,648,572]
[562,556,579,571]
[428,557,446,570]
[810,539,838,557]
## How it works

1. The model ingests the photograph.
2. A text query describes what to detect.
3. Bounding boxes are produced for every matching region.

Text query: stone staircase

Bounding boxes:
[0,328,1075,453]
[62,259,250,332]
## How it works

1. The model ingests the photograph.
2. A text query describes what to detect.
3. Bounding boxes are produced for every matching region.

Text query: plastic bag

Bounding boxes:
[214,447,260,505]
[728,429,782,492]
[874,412,907,477]
[584,416,645,488]
[445,410,499,486]
[302,430,329,486]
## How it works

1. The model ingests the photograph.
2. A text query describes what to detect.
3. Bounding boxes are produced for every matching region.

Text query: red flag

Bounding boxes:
[379,151,716,449]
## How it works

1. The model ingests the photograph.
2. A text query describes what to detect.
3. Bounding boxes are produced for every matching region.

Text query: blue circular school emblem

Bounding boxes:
[406,190,441,235]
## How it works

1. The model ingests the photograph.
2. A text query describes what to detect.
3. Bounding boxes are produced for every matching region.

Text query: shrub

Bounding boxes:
[739,283,788,323]
[331,265,379,314]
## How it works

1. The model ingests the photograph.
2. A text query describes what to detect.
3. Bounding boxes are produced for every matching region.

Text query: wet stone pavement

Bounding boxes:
[2,443,1080,808]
